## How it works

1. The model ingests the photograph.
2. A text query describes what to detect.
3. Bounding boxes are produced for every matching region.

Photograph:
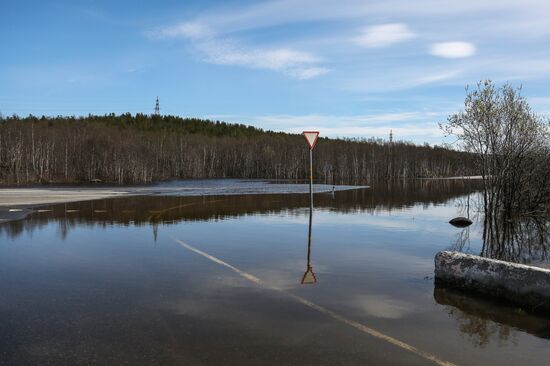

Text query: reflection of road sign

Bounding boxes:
[301,265,317,284]
[303,131,319,150]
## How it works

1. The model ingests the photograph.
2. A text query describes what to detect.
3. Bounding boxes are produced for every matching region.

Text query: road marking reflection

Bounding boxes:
[173,238,455,366]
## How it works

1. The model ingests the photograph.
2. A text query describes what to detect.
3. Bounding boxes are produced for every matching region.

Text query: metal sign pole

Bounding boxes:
[303,131,318,215]
[301,131,319,285]
[308,146,313,261]
[309,148,313,210]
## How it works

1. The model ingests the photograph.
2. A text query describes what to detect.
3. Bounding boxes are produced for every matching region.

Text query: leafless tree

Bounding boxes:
[442,81,550,217]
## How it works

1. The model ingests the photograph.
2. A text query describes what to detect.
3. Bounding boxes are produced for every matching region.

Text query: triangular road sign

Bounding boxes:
[303,131,319,150]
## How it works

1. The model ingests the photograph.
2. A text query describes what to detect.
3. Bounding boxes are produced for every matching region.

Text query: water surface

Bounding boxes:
[1,180,549,365]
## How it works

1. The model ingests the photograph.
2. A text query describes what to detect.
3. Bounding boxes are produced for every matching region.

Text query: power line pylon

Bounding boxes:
[154,96,160,115]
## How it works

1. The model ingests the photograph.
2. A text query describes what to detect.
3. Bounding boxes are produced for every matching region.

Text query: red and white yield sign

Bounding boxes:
[303,131,319,150]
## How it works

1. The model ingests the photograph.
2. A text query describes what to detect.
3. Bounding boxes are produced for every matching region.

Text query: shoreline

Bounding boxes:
[0,180,368,223]
[0,188,134,207]
[419,175,483,180]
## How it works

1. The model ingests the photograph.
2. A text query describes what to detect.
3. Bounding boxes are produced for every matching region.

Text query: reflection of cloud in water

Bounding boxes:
[355,295,415,319]
[176,260,326,293]
[252,269,301,290]
[249,203,477,234]
[162,298,216,317]
[235,260,331,290]
[329,247,434,274]
[250,211,418,232]
[202,274,252,289]
[206,267,301,291]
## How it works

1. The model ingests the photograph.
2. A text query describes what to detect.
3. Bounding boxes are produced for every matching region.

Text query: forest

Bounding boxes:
[0,113,476,185]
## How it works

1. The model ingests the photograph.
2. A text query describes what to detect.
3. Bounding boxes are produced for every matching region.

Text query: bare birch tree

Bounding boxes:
[442,80,550,216]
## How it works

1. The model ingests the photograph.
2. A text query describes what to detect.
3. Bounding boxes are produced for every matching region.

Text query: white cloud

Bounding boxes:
[429,42,476,58]
[146,21,212,40]
[288,67,331,80]
[340,67,464,94]
[148,19,329,80]
[205,111,450,142]
[355,23,416,48]
[153,1,550,39]
[413,70,461,85]
[194,39,328,79]
[530,97,550,107]
[147,0,550,91]
[283,125,443,139]
[250,112,431,127]
[529,97,550,114]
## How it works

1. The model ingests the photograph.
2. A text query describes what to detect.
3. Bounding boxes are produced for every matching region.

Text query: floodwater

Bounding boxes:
[1,180,549,365]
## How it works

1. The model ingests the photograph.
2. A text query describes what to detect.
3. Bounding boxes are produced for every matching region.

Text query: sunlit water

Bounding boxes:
[1,180,549,365]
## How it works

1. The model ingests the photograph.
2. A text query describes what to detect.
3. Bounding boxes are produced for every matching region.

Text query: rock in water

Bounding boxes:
[449,217,472,227]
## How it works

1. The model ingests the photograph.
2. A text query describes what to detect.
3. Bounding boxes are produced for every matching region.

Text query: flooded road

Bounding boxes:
[1,180,549,365]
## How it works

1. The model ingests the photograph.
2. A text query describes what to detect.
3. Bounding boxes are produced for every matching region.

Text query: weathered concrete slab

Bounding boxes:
[435,251,550,312]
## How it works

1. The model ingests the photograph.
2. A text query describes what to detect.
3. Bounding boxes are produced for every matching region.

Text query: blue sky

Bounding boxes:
[2,0,550,144]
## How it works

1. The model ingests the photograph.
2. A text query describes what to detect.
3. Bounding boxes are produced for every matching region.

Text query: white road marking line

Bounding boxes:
[173,238,456,366]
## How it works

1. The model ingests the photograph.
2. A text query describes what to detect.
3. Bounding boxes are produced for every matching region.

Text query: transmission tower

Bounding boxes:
[154,96,160,115]
[389,129,394,180]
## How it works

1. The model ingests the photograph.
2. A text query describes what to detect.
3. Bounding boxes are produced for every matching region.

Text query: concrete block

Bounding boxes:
[435,251,550,312]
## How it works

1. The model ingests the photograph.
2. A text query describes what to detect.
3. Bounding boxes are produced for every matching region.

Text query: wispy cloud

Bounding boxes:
[206,111,450,143]
[340,67,463,94]
[288,67,331,80]
[146,0,550,87]
[147,1,550,38]
[529,97,550,114]
[355,23,416,48]
[194,39,329,79]
[141,0,550,139]
[147,19,330,80]
[414,70,462,84]
[429,42,476,58]
[147,21,212,40]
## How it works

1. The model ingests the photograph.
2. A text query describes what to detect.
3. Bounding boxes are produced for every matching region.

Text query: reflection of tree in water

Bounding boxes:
[448,307,516,348]
[450,226,472,253]
[451,194,550,266]
[449,194,482,255]
[0,180,480,240]
[434,286,550,348]
[480,213,550,265]
[58,219,69,241]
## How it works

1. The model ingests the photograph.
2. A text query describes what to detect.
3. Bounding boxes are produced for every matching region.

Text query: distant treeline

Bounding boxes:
[0,113,476,185]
